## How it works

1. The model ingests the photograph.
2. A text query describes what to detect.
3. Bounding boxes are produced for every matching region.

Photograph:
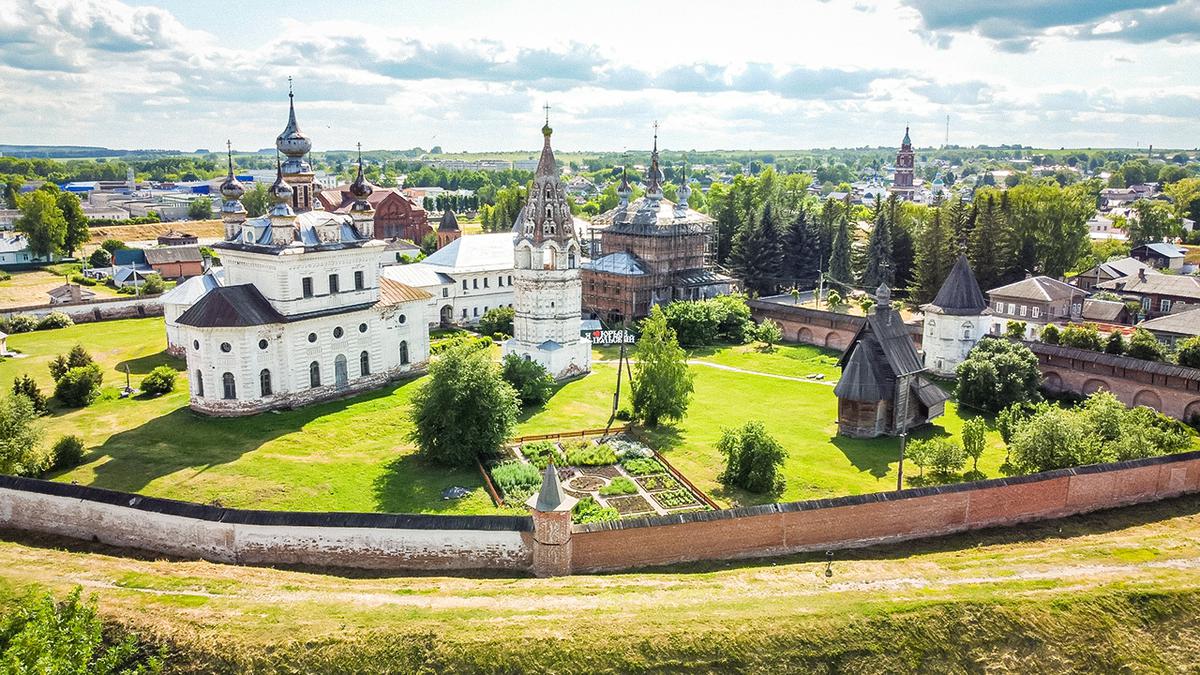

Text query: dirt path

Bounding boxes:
[593,358,836,385]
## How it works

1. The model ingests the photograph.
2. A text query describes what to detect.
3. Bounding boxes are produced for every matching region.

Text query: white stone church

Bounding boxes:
[502,119,592,380]
[176,91,431,416]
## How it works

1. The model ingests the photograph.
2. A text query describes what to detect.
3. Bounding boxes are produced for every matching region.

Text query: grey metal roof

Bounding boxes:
[1137,307,1200,336]
[1135,242,1185,259]
[582,251,645,276]
[1097,273,1200,300]
[591,197,713,237]
[160,270,223,307]
[988,275,1083,303]
[1081,298,1128,323]
[177,284,285,328]
[526,463,576,512]
[218,210,371,253]
[421,233,512,273]
[144,245,202,265]
[674,268,733,286]
[924,254,988,315]
[382,263,454,288]
[1100,256,1157,279]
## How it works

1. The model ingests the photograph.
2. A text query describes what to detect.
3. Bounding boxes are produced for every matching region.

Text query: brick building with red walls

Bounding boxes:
[317,186,430,242]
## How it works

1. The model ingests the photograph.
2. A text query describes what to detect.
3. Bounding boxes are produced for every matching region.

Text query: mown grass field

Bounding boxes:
[6,318,1011,513]
[2,495,1200,672]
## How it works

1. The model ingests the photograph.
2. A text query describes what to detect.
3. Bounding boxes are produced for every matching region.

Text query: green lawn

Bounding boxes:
[4,318,1009,513]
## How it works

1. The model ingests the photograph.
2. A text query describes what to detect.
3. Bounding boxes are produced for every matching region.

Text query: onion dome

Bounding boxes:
[268,159,294,218]
[219,141,245,202]
[616,166,632,203]
[276,80,312,174]
[902,126,911,147]
[349,145,373,211]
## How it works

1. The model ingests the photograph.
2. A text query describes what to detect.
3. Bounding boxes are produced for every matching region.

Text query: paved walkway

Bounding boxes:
[593,359,837,386]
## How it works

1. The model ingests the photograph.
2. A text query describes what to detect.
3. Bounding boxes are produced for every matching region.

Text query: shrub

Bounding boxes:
[69,274,97,287]
[1104,331,1126,355]
[1004,321,1027,339]
[661,294,754,347]
[88,248,111,267]
[0,587,164,673]
[962,417,987,472]
[572,496,619,524]
[1125,328,1167,362]
[0,393,45,476]
[622,457,665,476]
[599,476,638,496]
[430,334,492,355]
[521,440,564,469]
[717,420,786,494]
[905,438,932,478]
[8,314,37,333]
[610,439,652,459]
[12,375,46,414]
[501,353,555,406]
[564,442,617,466]
[1177,335,1200,368]
[1040,324,1060,344]
[139,366,176,396]
[489,461,541,500]
[50,434,85,471]
[37,311,73,330]
[926,438,967,477]
[409,344,519,467]
[1058,323,1103,351]
[755,319,783,351]
[825,289,843,308]
[955,338,1042,413]
[54,364,104,408]
[141,274,165,295]
[0,269,9,281]
[478,306,515,338]
[100,239,128,254]
[615,406,633,421]
[49,344,94,382]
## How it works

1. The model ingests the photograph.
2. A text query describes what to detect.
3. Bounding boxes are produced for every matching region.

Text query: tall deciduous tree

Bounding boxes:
[862,195,894,288]
[56,191,89,256]
[0,392,44,475]
[632,306,694,428]
[409,344,519,467]
[14,190,66,259]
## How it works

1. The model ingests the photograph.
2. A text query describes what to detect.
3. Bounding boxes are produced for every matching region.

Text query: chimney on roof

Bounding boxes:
[1024,271,1032,280]
[70,283,81,303]
[1138,267,1146,281]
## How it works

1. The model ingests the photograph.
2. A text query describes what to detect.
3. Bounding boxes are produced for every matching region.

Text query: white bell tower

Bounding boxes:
[503,110,592,380]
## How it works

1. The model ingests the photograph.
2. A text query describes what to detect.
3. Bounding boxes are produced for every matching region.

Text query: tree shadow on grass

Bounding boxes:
[371,453,493,514]
[830,435,898,478]
[87,385,399,497]
[115,350,184,375]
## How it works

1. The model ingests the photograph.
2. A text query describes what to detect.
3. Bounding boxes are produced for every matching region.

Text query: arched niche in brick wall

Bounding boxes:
[824,332,845,350]
[1082,378,1110,395]
[1184,401,1200,423]
[796,327,813,343]
[1043,372,1063,393]
[1133,389,1163,411]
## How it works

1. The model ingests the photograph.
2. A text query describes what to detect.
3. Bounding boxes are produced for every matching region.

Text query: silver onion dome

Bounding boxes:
[219,142,245,202]
[349,144,373,212]
[276,81,312,175]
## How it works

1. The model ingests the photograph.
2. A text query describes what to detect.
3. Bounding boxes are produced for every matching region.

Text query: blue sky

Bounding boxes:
[0,0,1196,152]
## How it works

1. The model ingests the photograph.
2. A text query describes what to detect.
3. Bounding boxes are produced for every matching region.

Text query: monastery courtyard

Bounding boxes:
[2,316,1015,515]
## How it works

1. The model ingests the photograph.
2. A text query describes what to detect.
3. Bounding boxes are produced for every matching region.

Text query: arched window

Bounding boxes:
[334,354,348,387]
[961,322,973,340]
[400,341,409,365]
[360,351,370,376]
[310,361,321,388]
[568,252,576,269]
[260,369,272,397]
[222,372,236,400]
[195,370,204,397]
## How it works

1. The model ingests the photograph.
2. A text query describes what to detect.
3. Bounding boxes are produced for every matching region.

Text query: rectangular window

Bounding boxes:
[1161,298,1172,312]
[473,307,479,316]
[473,279,478,289]
[354,270,364,290]
[442,287,448,298]
[1019,305,1028,317]
[483,278,489,288]
[498,276,504,287]
[507,275,512,285]
[329,274,339,294]
[994,301,1002,312]
[462,308,468,318]
[1007,303,1016,315]
[1032,307,1041,319]
[462,279,468,290]
[302,277,313,298]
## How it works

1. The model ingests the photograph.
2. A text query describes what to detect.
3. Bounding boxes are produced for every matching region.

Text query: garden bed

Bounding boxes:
[605,494,655,516]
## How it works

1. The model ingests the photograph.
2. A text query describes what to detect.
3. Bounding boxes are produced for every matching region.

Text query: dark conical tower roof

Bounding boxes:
[438,208,459,232]
[926,253,988,315]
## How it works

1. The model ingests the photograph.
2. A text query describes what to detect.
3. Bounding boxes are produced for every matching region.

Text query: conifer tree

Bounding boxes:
[827,210,853,284]
[817,197,840,268]
[911,205,952,303]
[862,194,894,288]
[781,208,819,287]
[730,203,784,296]
[969,194,1007,293]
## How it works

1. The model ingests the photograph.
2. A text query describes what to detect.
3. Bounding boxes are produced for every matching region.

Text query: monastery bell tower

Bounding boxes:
[503,111,592,380]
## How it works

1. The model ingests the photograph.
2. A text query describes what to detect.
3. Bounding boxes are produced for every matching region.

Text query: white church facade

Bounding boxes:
[501,118,591,380]
[175,91,430,416]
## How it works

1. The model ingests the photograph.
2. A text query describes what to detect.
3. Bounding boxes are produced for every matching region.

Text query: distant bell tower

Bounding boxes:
[276,77,316,213]
[891,126,915,200]
[503,108,592,380]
